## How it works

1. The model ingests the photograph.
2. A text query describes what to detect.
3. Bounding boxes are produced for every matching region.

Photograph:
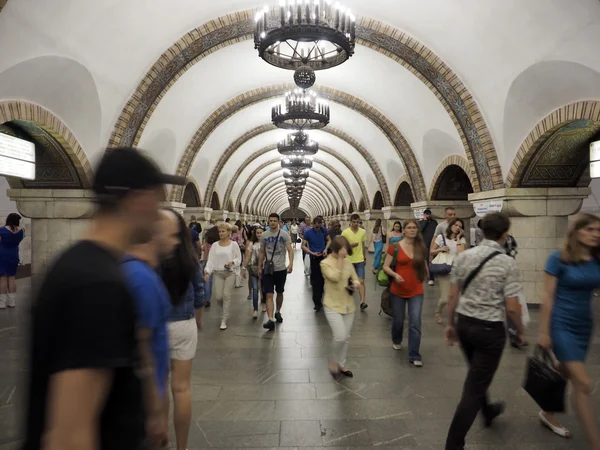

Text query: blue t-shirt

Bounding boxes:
[190,228,200,248]
[304,227,327,253]
[122,257,171,396]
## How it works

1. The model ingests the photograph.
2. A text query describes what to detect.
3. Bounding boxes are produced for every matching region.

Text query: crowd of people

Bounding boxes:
[10,147,600,450]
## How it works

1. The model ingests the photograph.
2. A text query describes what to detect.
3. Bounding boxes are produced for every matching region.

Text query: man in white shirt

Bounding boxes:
[434,207,456,238]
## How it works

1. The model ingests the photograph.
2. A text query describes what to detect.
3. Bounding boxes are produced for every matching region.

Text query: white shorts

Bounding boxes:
[168,318,198,360]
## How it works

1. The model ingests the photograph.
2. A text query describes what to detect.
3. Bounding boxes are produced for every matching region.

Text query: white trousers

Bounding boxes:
[212,271,235,321]
[324,307,355,367]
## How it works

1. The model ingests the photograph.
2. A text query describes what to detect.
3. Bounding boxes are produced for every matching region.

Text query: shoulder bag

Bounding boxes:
[263,229,281,276]
[462,250,501,292]
[429,234,453,275]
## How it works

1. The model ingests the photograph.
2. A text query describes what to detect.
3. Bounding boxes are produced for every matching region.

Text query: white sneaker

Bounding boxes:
[7,293,15,308]
[220,321,227,330]
[0,294,6,309]
[392,343,402,350]
[428,280,434,286]
[411,360,423,367]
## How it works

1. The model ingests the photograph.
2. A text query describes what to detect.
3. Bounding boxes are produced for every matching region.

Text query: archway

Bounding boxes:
[372,191,384,210]
[210,191,220,210]
[431,165,474,201]
[358,197,366,212]
[394,182,415,206]
[182,182,201,207]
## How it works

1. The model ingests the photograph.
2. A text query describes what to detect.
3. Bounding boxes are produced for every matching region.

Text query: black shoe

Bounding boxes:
[483,401,506,427]
[275,312,283,323]
[204,301,211,308]
[263,320,275,331]
[340,369,354,378]
[314,305,322,312]
[360,303,368,311]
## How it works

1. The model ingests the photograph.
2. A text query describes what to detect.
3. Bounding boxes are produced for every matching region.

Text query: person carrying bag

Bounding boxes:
[523,345,567,413]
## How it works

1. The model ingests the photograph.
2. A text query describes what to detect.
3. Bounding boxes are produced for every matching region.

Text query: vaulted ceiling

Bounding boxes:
[1,0,599,216]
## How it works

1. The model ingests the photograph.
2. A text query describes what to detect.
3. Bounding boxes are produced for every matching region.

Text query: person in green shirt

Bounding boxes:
[341,214,368,310]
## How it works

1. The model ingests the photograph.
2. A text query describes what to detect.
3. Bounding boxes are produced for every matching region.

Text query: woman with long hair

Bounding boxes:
[160,209,205,450]
[0,213,25,308]
[204,222,241,330]
[243,226,265,318]
[387,221,403,249]
[431,218,467,324]
[368,218,386,274]
[383,219,428,367]
[320,236,360,379]
[538,213,600,445]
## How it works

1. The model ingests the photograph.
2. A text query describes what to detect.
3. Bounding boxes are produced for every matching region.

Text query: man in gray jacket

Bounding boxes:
[419,209,438,285]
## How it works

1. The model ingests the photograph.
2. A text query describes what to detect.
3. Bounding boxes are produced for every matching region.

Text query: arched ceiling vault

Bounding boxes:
[236,159,358,213]
[209,123,391,207]
[265,190,322,217]
[223,145,368,210]
[263,187,326,217]
[106,9,502,195]
[252,178,338,217]
[170,84,421,202]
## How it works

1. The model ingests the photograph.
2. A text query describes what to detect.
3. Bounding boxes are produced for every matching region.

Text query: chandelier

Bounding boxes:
[281,155,313,171]
[285,178,307,187]
[272,88,329,130]
[254,0,356,70]
[278,130,318,156]
[283,169,310,180]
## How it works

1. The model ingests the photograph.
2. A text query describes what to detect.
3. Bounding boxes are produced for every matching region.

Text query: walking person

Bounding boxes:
[243,226,265,319]
[368,218,386,274]
[204,222,241,330]
[299,216,311,276]
[321,236,360,379]
[290,221,299,249]
[538,213,600,447]
[0,213,25,308]
[342,214,368,310]
[302,216,331,312]
[160,209,206,450]
[387,221,403,248]
[431,218,467,324]
[434,206,457,238]
[419,209,438,286]
[443,212,525,450]
[382,219,428,367]
[259,213,294,331]
[22,147,184,450]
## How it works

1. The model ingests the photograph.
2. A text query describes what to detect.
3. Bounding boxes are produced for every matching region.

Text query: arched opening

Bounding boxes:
[238,203,243,214]
[358,197,366,212]
[431,164,474,201]
[394,182,415,206]
[182,182,201,207]
[372,191,384,210]
[227,198,234,212]
[349,202,355,214]
[341,205,346,215]
[210,191,221,210]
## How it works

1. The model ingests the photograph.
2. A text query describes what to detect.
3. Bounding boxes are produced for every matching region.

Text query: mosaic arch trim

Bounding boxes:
[225,144,368,211]
[213,123,384,206]
[252,175,339,216]
[0,101,93,188]
[257,182,337,218]
[264,187,326,217]
[240,165,352,217]
[236,158,358,215]
[428,154,476,200]
[506,101,600,188]
[170,84,420,203]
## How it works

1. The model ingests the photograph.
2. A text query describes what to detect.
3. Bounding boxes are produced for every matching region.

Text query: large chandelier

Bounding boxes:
[278,131,318,156]
[281,155,313,171]
[254,0,356,70]
[283,169,310,180]
[272,89,330,130]
[285,178,307,187]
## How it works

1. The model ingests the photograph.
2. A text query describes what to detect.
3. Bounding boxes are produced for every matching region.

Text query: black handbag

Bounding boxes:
[523,345,567,412]
[263,229,281,276]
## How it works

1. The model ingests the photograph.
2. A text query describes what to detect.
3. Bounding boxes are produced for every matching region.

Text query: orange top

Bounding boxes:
[387,243,424,298]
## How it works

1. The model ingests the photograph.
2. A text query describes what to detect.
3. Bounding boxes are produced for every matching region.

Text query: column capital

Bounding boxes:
[368,210,383,220]
[359,210,371,221]
[211,210,229,221]
[410,200,475,220]
[185,206,212,221]
[381,206,413,220]
[162,201,186,215]
[8,189,95,219]
[468,187,591,217]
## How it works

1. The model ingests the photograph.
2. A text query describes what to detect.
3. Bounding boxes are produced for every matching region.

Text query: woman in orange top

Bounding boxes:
[383,219,429,367]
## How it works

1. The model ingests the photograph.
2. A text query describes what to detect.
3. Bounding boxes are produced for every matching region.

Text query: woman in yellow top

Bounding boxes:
[320,236,361,379]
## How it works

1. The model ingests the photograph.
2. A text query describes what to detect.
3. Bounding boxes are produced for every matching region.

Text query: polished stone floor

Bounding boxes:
[1,251,599,449]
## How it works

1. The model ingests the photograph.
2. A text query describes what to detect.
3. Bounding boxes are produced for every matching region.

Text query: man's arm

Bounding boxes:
[324,234,331,254]
[301,239,312,255]
[287,241,294,271]
[258,240,266,275]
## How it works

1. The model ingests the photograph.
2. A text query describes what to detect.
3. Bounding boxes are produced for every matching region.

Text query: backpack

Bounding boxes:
[377,243,400,287]
[380,287,393,317]
[378,243,400,317]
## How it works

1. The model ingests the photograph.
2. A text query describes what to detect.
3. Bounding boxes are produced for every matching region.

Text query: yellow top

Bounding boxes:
[341,227,367,263]
[320,255,360,314]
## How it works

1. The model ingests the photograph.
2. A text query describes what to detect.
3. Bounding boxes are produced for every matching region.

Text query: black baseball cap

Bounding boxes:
[93,147,186,197]
[424,209,432,214]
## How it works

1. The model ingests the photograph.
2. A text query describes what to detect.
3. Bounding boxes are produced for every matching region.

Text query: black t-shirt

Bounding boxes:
[22,241,145,450]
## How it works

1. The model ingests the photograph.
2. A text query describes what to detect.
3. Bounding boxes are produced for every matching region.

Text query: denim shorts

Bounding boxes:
[353,262,366,280]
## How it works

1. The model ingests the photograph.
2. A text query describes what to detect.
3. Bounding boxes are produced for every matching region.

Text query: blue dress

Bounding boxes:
[0,226,24,276]
[546,250,600,362]
[388,235,403,245]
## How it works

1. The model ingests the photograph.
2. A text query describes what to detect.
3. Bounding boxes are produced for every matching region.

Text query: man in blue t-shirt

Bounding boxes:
[123,210,180,403]
[302,216,331,311]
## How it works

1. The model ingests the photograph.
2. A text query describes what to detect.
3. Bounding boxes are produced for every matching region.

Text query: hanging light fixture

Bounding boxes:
[254,0,356,70]
[281,154,313,171]
[285,178,307,187]
[272,88,329,130]
[283,169,310,180]
[278,130,319,156]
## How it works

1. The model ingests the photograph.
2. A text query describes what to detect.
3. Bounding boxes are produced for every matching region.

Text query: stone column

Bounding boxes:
[162,201,186,216]
[411,200,476,245]
[382,206,414,233]
[186,207,212,230]
[469,187,590,304]
[8,189,95,278]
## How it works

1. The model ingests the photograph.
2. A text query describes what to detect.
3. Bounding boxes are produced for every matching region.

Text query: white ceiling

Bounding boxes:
[1,0,599,213]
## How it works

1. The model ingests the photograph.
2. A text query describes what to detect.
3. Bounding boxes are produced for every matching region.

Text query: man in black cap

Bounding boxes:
[419,209,438,285]
[22,148,186,450]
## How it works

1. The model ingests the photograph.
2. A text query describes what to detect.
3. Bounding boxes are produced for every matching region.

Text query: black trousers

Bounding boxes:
[445,314,506,450]
[309,255,324,309]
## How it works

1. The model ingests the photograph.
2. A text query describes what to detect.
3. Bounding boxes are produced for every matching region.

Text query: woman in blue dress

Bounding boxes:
[0,213,25,309]
[538,213,600,448]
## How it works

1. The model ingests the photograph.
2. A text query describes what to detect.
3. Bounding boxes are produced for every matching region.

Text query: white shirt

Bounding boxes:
[434,234,467,264]
[290,224,299,234]
[205,241,242,275]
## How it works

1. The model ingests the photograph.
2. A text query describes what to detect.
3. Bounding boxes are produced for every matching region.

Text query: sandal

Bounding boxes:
[539,411,571,438]
[435,312,442,324]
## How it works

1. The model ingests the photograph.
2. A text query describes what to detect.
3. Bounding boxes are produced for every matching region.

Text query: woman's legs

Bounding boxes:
[221,272,236,324]
[564,362,600,448]
[0,276,7,308]
[436,275,451,323]
[372,241,383,271]
[390,294,406,346]
[251,275,259,312]
[324,308,354,370]
[170,359,194,450]
[407,294,424,362]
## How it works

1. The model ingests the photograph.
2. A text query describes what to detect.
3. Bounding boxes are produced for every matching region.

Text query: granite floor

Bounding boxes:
[1,251,599,449]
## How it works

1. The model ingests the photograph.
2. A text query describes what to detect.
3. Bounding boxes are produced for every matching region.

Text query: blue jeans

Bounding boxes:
[250,274,259,311]
[391,293,424,362]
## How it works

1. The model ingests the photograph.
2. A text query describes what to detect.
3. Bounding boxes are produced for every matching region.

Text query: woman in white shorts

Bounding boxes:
[160,209,205,450]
